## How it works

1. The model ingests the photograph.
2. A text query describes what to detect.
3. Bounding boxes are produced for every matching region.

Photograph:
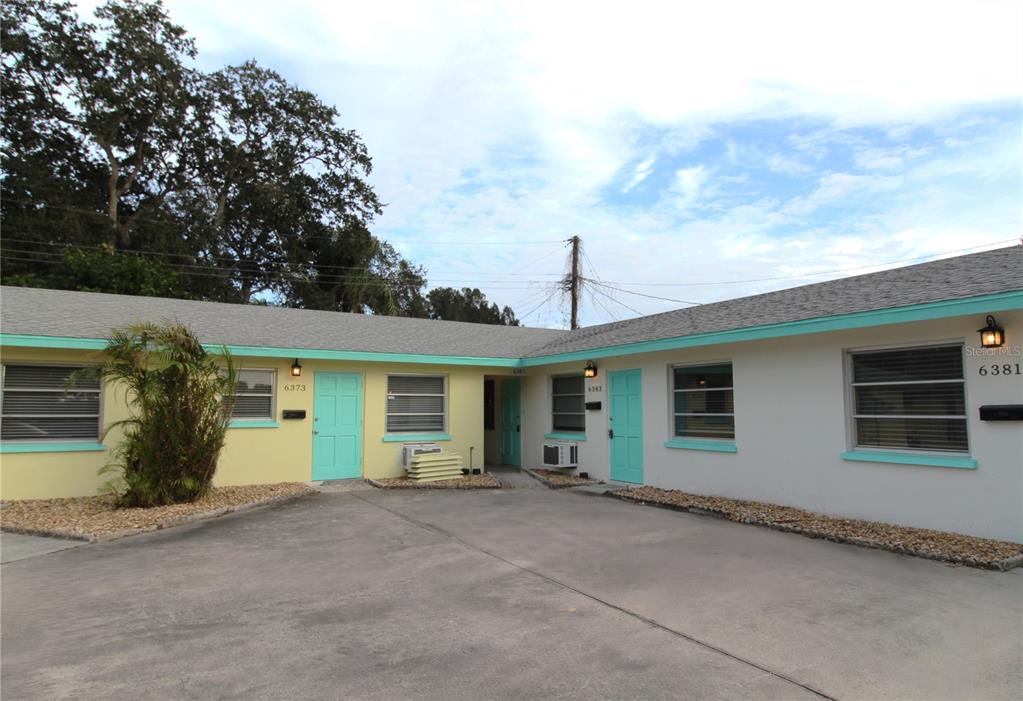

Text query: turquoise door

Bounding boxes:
[500,378,521,466]
[312,372,363,480]
[609,369,643,484]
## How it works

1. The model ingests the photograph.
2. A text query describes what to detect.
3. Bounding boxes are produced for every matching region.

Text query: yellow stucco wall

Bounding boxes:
[1,345,513,500]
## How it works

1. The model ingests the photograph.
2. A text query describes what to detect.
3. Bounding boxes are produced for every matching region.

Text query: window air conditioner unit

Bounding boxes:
[402,443,443,467]
[542,442,578,468]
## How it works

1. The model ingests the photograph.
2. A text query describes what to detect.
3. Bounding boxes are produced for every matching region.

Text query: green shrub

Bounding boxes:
[88,322,236,507]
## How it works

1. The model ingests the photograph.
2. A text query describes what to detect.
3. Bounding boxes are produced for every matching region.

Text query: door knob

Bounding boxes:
[313,430,319,435]
[608,429,614,439]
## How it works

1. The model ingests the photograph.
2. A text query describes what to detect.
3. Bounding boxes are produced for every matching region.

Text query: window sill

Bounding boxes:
[229,420,279,429]
[664,438,738,453]
[382,433,452,443]
[840,450,977,470]
[0,441,106,454]
[545,432,587,442]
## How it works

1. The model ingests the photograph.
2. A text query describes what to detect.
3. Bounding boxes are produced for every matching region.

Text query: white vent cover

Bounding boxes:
[402,443,442,467]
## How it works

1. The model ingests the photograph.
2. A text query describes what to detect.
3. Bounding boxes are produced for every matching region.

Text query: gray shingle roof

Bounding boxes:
[524,246,1023,357]
[2,246,1019,360]
[0,287,566,359]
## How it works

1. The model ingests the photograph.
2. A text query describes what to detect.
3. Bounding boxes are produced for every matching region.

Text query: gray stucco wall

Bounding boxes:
[520,311,1023,541]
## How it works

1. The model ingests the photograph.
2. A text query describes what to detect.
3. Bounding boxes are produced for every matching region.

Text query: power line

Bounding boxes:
[585,278,702,306]
[590,295,620,323]
[518,287,561,322]
[0,252,548,291]
[0,247,561,288]
[591,283,644,316]
[0,237,567,279]
[595,239,1019,287]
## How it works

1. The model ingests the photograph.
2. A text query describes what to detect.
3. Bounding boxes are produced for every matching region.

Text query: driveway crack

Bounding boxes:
[351,492,838,701]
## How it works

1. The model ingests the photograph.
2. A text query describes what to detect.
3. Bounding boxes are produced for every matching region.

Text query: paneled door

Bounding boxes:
[609,369,643,484]
[312,372,363,480]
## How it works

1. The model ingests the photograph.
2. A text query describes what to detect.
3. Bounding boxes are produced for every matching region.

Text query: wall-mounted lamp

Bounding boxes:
[583,360,598,378]
[978,315,1005,348]
[291,359,303,377]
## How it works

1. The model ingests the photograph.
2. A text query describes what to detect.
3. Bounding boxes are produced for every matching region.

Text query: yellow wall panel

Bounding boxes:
[1,346,510,499]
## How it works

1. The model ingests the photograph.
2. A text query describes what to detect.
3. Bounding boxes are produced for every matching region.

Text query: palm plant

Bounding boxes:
[87,322,236,507]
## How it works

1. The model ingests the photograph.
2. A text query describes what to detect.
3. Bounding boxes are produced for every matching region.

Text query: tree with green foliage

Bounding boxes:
[3,246,182,297]
[427,287,520,325]
[90,322,236,507]
[1,0,521,325]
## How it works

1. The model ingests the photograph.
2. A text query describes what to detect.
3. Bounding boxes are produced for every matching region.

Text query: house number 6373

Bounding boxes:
[284,384,307,391]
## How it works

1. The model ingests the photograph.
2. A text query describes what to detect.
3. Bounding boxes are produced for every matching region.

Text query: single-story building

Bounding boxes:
[1,247,1021,541]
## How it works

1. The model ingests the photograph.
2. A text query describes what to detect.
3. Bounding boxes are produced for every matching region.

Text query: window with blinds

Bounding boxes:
[850,344,968,452]
[1,365,101,441]
[672,363,734,440]
[551,375,585,432]
[231,369,276,420]
[386,375,445,433]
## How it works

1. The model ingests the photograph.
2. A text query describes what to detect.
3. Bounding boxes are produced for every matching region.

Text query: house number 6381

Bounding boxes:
[978,364,1021,376]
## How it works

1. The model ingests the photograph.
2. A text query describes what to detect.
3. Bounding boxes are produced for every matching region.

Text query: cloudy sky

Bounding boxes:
[105,1,1023,326]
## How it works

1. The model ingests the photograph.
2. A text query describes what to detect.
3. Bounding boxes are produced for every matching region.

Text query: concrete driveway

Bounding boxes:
[2,484,1020,700]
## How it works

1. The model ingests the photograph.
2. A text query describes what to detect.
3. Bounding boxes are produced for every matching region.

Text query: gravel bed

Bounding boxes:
[610,486,1023,571]
[0,483,316,542]
[525,468,600,489]
[367,474,501,489]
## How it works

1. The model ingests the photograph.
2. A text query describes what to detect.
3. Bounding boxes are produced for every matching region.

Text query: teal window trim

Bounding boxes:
[228,420,279,429]
[0,441,106,454]
[840,450,977,470]
[382,433,453,443]
[545,431,587,442]
[664,438,738,453]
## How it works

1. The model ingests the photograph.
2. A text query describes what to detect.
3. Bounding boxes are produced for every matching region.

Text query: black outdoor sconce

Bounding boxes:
[978,315,1005,349]
[583,360,598,378]
[291,359,303,377]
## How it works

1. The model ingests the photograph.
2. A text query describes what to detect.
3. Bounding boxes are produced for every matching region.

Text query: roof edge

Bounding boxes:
[520,288,1023,365]
[3,289,1020,367]
[0,335,524,368]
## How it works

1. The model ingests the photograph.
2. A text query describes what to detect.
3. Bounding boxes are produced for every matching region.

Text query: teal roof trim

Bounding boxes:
[0,334,521,368]
[519,290,1023,366]
[3,290,1019,368]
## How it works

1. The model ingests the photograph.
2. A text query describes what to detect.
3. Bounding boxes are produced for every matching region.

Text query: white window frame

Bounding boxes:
[845,340,970,455]
[385,373,447,434]
[0,362,103,443]
[670,361,735,441]
[231,368,277,421]
[550,374,586,434]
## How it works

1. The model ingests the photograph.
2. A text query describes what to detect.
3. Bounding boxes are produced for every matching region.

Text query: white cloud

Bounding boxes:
[111,1,1023,326]
[670,166,709,210]
[622,155,656,193]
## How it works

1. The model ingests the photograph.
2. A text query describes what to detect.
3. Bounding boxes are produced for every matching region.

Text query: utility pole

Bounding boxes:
[568,235,581,330]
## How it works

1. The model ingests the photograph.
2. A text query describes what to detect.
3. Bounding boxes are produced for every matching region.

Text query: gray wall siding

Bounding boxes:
[521,311,1023,542]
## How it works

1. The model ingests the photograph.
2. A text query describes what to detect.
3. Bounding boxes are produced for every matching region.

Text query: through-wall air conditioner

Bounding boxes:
[542,442,578,468]
[402,443,443,467]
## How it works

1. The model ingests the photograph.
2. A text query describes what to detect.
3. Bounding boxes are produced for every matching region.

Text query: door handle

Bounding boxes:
[516,424,520,433]
[313,430,319,435]
[608,429,614,439]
